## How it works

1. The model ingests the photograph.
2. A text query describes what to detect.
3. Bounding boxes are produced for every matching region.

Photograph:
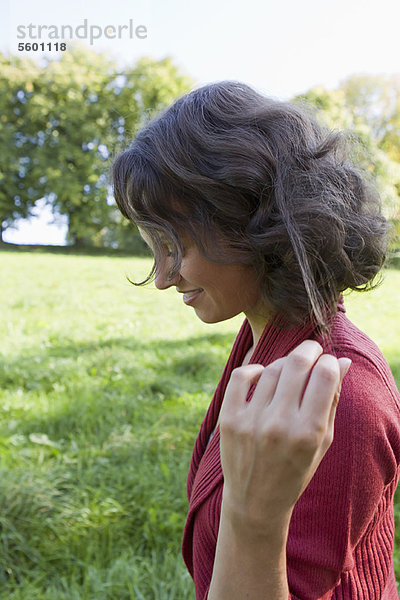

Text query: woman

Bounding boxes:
[112,81,400,599]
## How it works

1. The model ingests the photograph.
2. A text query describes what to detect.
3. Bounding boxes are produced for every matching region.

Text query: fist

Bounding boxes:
[219,340,352,531]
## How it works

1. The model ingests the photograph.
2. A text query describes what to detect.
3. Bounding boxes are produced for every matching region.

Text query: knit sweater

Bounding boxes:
[182,301,400,599]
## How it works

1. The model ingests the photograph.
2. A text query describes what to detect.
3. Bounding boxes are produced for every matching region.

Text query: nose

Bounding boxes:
[154,258,181,290]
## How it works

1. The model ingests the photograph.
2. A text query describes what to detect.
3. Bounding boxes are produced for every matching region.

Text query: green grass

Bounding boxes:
[0,249,399,598]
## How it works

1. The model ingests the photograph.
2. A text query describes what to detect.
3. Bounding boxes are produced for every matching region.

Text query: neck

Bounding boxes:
[244,303,271,353]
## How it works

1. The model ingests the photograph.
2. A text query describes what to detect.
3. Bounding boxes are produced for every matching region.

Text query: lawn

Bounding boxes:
[0,249,399,599]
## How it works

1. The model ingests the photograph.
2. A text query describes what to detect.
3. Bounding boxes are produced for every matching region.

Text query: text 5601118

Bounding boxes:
[18,42,67,51]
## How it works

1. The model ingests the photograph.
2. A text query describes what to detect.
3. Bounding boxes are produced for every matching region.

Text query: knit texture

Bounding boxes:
[182,300,400,599]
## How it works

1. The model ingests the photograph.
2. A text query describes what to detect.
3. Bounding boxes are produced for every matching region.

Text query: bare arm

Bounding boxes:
[208,340,351,600]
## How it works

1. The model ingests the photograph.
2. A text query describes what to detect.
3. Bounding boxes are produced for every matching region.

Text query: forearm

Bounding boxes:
[208,498,291,600]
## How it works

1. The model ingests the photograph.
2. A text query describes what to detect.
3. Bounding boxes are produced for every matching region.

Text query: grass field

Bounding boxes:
[1,249,399,599]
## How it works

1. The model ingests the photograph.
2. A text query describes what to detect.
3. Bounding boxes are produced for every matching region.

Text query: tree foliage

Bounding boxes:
[295,75,400,246]
[0,46,193,245]
[0,55,45,239]
[1,50,399,250]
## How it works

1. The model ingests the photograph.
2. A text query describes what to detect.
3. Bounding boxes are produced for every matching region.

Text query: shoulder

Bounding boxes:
[330,309,400,408]
[327,310,400,476]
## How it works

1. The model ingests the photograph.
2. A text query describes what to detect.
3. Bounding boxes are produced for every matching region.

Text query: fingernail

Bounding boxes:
[342,358,352,377]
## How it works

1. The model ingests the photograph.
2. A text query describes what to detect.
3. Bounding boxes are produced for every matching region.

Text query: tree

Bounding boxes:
[0,46,193,246]
[340,74,400,158]
[113,55,194,147]
[28,46,121,246]
[93,55,194,248]
[0,54,45,242]
[295,78,400,246]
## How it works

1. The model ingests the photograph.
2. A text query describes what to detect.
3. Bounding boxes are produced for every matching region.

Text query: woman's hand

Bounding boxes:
[219,340,352,535]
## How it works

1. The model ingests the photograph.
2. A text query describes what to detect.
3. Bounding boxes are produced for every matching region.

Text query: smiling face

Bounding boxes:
[139,228,268,325]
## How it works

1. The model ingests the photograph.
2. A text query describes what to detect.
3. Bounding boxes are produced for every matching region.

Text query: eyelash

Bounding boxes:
[160,240,186,258]
[160,242,173,257]
[162,242,186,258]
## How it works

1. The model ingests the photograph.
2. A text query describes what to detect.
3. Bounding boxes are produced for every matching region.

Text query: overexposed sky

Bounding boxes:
[2,0,400,244]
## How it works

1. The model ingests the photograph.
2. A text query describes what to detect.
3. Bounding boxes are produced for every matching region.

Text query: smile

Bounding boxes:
[181,289,204,305]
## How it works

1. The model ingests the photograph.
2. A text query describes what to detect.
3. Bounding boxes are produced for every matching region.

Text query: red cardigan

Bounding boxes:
[182,301,400,599]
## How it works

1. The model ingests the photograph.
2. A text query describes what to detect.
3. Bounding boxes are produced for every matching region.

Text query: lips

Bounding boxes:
[182,288,203,302]
[178,288,204,305]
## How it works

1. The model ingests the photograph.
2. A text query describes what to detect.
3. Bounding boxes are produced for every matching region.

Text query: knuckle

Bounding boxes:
[287,351,312,371]
[220,414,251,437]
[294,438,317,456]
[324,429,334,448]
[310,421,327,439]
[220,419,238,438]
[296,340,323,355]
[262,421,287,445]
[292,429,322,453]
[230,364,264,386]
[315,417,329,436]
[230,367,248,383]
[237,423,255,439]
[219,413,234,431]
[315,360,339,385]
[264,360,282,378]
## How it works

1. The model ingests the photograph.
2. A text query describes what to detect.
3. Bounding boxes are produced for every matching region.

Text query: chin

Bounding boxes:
[194,308,239,324]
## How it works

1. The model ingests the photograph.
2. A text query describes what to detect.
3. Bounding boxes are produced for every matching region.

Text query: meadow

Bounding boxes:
[1,249,399,599]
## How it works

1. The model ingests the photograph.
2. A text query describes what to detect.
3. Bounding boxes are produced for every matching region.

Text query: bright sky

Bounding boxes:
[2,0,400,245]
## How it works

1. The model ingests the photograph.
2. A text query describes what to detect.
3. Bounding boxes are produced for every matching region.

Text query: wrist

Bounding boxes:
[209,492,291,600]
[221,492,292,544]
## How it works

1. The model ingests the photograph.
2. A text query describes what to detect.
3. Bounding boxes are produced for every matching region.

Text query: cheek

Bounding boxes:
[180,257,211,284]
[208,274,250,307]
[225,271,261,307]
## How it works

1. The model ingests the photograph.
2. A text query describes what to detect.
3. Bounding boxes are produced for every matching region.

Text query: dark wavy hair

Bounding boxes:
[112,81,387,333]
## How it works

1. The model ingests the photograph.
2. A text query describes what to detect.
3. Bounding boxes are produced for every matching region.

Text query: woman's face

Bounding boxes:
[139,229,266,325]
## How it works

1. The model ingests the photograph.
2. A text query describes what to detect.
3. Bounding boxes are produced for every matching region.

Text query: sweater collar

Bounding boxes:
[185,295,346,517]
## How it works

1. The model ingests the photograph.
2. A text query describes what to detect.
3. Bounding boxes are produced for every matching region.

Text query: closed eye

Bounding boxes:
[161,243,173,257]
